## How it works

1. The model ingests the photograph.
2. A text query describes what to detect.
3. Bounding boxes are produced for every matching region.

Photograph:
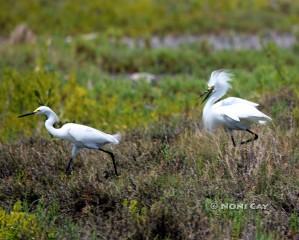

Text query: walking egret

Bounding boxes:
[18,106,121,175]
[201,70,272,146]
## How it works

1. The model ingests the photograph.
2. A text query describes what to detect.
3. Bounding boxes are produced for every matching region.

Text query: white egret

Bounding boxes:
[201,70,272,146]
[18,106,121,175]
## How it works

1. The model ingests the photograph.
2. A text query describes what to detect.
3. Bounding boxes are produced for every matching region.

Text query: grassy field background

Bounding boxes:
[0,0,299,239]
[0,0,299,36]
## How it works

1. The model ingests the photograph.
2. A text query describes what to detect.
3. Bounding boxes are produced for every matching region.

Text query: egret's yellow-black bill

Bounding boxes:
[200,90,209,98]
[18,112,35,118]
[201,88,213,103]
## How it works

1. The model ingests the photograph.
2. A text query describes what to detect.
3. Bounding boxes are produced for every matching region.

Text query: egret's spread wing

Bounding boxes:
[221,109,240,122]
[217,103,271,123]
[67,123,118,147]
[215,97,259,108]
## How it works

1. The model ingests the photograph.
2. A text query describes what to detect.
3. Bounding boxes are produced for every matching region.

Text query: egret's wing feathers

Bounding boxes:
[222,109,240,122]
[216,97,259,107]
[66,124,119,148]
[216,103,271,123]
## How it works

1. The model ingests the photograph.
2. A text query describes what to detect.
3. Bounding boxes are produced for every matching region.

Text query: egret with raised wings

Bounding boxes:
[18,106,121,175]
[201,70,271,146]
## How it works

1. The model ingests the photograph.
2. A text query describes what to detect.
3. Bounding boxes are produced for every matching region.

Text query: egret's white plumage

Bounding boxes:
[19,106,120,175]
[201,70,271,146]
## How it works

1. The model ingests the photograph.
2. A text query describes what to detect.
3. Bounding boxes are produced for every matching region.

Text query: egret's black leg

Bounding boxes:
[230,133,236,147]
[65,158,73,175]
[99,149,118,176]
[241,129,258,145]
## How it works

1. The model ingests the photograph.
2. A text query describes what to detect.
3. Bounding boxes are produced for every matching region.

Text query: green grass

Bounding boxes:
[0,37,299,142]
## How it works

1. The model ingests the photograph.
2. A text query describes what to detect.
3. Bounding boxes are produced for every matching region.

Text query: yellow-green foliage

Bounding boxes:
[0,69,201,142]
[0,70,60,140]
[123,199,147,224]
[1,39,298,143]
[61,74,98,122]
[0,201,42,240]
[0,0,297,35]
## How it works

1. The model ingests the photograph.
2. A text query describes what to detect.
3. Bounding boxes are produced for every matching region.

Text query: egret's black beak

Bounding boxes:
[18,112,36,118]
[200,87,214,103]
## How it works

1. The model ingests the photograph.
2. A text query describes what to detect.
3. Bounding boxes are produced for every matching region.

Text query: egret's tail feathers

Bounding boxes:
[112,133,121,144]
[258,114,272,125]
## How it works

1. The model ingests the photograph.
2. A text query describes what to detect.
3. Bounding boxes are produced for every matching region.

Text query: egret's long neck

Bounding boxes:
[44,112,62,138]
[202,90,225,131]
[204,89,225,109]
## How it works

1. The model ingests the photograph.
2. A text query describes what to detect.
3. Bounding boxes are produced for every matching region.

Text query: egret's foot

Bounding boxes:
[230,135,236,147]
[240,129,258,145]
[65,158,73,175]
[98,148,119,176]
[65,166,73,175]
[103,169,119,179]
[103,170,109,179]
[240,139,257,145]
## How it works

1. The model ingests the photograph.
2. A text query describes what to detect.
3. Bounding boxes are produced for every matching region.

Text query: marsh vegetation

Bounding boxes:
[0,0,299,239]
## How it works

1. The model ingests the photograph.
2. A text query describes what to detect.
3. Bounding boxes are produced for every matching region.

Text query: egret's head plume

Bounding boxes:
[200,69,232,103]
[208,69,232,93]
